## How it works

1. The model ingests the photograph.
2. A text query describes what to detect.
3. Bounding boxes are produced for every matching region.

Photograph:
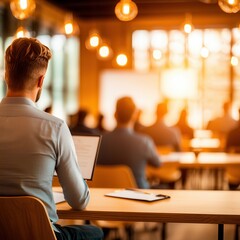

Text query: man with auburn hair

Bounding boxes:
[97,96,161,189]
[0,37,103,240]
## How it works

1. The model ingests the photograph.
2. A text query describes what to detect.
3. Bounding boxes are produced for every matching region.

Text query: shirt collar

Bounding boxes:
[1,97,36,107]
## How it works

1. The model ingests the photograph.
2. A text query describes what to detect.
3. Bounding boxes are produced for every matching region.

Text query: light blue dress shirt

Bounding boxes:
[0,97,89,225]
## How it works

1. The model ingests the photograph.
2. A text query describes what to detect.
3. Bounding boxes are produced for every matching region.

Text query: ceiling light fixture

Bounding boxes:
[10,0,36,20]
[64,13,74,35]
[182,13,194,34]
[115,0,138,21]
[116,53,128,66]
[15,26,30,38]
[218,0,240,13]
[85,31,101,50]
[97,42,112,60]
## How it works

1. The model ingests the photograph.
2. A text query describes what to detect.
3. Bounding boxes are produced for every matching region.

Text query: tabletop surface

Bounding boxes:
[160,152,240,167]
[56,188,240,224]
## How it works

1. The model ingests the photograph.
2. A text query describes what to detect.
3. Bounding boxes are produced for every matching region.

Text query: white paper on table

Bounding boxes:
[105,189,170,202]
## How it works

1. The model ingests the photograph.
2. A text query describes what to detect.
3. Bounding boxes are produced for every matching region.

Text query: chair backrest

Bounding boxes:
[146,161,181,183]
[0,196,57,240]
[87,165,137,188]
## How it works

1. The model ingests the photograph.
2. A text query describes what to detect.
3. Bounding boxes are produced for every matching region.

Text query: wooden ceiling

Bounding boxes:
[44,0,230,21]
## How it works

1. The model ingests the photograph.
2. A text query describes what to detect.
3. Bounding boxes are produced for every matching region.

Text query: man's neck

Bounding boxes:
[6,90,36,102]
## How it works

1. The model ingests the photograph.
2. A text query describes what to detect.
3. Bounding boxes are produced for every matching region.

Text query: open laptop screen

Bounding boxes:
[72,134,101,181]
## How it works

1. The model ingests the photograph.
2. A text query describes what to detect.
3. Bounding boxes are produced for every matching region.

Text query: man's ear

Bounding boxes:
[37,75,45,88]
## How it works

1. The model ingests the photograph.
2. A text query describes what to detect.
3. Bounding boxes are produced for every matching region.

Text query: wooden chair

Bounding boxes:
[150,146,182,189]
[87,164,137,188]
[87,165,138,240]
[0,196,57,240]
[146,161,182,189]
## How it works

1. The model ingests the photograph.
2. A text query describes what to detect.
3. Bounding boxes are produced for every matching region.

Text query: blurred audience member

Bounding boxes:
[134,109,146,132]
[70,109,99,135]
[225,108,240,153]
[141,101,182,152]
[97,96,161,189]
[207,101,237,137]
[95,113,108,133]
[174,108,194,139]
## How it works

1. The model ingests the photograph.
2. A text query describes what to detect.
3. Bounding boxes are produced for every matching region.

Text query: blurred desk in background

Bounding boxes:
[158,152,240,189]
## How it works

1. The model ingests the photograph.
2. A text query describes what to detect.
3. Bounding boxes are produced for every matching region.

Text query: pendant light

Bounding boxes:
[115,0,138,21]
[10,0,36,20]
[218,0,240,13]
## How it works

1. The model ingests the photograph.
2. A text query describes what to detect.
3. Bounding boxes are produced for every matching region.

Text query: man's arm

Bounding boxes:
[55,122,90,210]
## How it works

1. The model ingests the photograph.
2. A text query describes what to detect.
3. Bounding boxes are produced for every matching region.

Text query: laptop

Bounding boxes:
[72,134,102,181]
[53,134,101,204]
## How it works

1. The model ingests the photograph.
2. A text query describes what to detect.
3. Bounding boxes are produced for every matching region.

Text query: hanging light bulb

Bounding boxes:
[15,26,30,38]
[218,0,240,13]
[182,13,194,34]
[97,42,112,60]
[115,0,138,21]
[85,31,101,50]
[116,53,128,66]
[64,14,74,35]
[10,0,36,20]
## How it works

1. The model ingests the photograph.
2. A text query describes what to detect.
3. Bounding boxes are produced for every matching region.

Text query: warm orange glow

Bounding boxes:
[98,44,112,59]
[65,23,73,35]
[115,0,138,21]
[218,0,240,13]
[85,32,101,50]
[116,54,128,66]
[15,26,30,38]
[90,36,100,48]
[10,0,36,20]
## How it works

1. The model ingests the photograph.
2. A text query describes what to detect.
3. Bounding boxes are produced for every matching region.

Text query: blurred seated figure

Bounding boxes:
[95,113,108,133]
[225,108,240,153]
[70,109,99,135]
[97,96,161,189]
[224,109,240,190]
[174,108,194,139]
[140,101,182,152]
[134,109,146,132]
[207,101,237,139]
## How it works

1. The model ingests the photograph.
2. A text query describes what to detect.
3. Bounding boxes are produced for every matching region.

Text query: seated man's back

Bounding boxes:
[98,128,160,188]
[141,102,182,152]
[97,96,161,189]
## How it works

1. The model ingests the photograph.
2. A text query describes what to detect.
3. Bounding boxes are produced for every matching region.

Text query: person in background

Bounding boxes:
[134,109,146,132]
[207,101,238,138]
[70,109,100,135]
[0,37,103,240]
[95,113,108,133]
[225,108,240,153]
[97,96,161,189]
[141,101,182,152]
[174,108,194,139]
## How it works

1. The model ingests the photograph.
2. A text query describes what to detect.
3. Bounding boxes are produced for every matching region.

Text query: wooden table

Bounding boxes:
[56,188,240,240]
[160,152,240,189]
